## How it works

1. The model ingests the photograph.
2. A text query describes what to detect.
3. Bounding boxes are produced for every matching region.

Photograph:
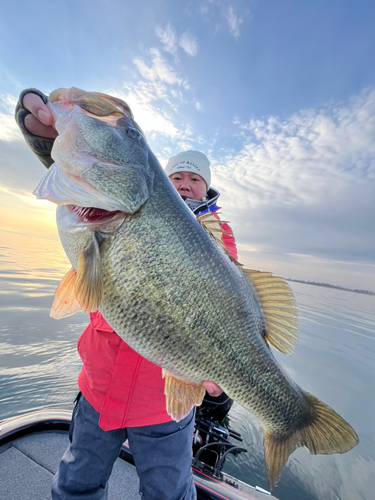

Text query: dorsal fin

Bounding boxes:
[197,212,298,355]
[244,269,298,355]
[196,212,239,263]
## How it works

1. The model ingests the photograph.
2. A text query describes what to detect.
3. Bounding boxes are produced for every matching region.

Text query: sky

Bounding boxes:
[0,0,374,290]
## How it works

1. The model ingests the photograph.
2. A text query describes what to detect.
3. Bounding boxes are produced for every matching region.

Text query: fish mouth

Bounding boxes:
[70,205,122,223]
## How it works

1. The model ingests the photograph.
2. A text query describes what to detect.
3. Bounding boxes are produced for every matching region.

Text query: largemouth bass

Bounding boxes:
[33,87,358,488]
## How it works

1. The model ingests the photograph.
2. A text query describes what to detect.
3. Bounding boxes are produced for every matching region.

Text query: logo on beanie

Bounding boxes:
[174,160,201,172]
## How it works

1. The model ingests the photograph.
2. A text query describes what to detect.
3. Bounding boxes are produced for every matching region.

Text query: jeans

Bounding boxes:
[51,394,197,500]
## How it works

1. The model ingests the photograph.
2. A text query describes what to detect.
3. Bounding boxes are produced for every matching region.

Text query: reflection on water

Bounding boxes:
[0,230,88,419]
[0,230,374,499]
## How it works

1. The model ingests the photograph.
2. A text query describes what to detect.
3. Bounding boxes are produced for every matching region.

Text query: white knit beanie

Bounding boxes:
[165,150,211,188]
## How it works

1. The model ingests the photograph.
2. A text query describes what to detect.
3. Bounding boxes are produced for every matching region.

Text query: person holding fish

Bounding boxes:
[16,87,358,496]
[16,89,236,500]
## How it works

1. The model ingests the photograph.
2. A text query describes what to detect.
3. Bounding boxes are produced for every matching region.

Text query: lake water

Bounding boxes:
[0,229,374,500]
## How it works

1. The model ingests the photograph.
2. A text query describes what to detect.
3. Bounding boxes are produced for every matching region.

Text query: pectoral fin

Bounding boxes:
[50,267,81,319]
[162,370,206,422]
[75,233,103,313]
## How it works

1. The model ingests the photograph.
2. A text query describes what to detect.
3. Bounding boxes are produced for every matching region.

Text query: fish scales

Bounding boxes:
[35,87,358,489]
[96,173,316,432]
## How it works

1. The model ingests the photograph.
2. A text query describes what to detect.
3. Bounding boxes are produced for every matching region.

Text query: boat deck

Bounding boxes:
[0,411,276,500]
[0,430,140,500]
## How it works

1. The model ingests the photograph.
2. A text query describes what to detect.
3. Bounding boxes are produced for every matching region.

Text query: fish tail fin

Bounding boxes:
[264,392,358,489]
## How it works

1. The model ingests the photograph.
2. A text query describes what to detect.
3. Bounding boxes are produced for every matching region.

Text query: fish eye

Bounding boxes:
[126,128,142,140]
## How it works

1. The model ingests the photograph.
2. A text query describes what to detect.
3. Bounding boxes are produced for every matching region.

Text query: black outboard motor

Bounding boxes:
[197,391,234,423]
[193,392,247,476]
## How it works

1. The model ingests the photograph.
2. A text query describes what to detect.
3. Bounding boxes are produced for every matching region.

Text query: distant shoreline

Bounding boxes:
[286,279,375,296]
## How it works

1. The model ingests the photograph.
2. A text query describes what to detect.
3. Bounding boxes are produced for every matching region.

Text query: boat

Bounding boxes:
[0,393,279,500]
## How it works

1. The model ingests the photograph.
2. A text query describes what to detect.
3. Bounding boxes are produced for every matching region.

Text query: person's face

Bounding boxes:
[169,171,208,201]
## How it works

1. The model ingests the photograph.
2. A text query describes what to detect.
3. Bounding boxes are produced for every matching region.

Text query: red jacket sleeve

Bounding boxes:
[212,211,238,261]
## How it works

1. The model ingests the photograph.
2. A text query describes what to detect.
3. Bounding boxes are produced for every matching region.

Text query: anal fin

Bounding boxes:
[162,370,205,422]
[50,267,82,319]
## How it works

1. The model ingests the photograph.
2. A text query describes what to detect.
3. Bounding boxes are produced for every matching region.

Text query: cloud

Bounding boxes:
[0,94,23,142]
[155,24,178,54]
[200,0,245,39]
[0,172,57,238]
[179,31,198,56]
[0,196,57,240]
[212,89,375,268]
[220,89,375,204]
[0,93,18,114]
[0,136,46,194]
[156,24,198,57]
[133,49,177,85]
[224,5,243,39]
[0,113,22,142]
[194,99,202,111]
[105,81,194,143]
[133,48,189,89]
[0,183,55,219]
